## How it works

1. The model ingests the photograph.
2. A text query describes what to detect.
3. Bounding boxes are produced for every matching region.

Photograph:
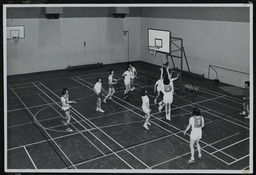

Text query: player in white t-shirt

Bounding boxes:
[129,64,137,91]
[94,77,104,113]
[154,67,164,104]
[122,67,132,99]
[158,66,179,120]
[184,108,205,164]
[141,90,151,130]
[103,69,119,103]
[60,88,77,132]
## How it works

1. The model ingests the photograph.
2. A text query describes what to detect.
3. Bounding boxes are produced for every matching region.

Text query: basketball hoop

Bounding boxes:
[149,46,159,57]
[13,36,19,43]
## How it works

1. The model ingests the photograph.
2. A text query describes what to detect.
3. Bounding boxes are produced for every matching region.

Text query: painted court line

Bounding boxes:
[140,69,243,103]
[37,82,136,169]
[139,71,243,107]
[8,131,85,152]
[139,71,249,129]
[71,77,153,169]
[37,93,106,156]
[137,75,249,165]
[211,137,249,155]
[97,77,236,165]
[23,146,37,169]
[74,77,232,166]
[8,84,77,169]
[134,75,248,162]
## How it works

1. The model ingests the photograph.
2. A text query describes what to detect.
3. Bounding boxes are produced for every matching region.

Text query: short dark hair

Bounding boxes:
[141,90,147,96]
[192,108,201,116]
[109,69,114,74]
[96,77,101,82]
[245,81,250,86]
[62,88,67,95]
[163,77,170,85]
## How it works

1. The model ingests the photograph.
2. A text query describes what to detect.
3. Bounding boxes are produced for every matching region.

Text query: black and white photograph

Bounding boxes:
[3,2,253,174]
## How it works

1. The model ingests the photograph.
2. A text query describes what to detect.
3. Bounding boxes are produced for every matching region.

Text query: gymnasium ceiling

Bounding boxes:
[6,7,249,22]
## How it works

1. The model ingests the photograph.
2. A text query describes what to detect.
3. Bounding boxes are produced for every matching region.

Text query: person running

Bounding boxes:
[154,67,164,104]
[129,63,137,91]
[122,67,132,99]
[240,81,250,119]
[103,69,119,103]
[184,108,205,164]
[94,77,104,113]
[141,90,151,130]
[61,88,76,132]
[158,66,179,120]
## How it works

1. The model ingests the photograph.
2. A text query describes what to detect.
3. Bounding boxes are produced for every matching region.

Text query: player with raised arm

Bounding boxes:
[158,66,179,120]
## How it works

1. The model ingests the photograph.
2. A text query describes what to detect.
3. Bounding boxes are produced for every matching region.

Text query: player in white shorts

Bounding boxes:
[94,77,104,113]
[122,67,132,99]
[129,64,137,91]
[141,90,151,130]
[184,108,205,164]
[154,67,164,104]
[61,88,77,132]
[158,66,179,120]
[103,69,119,103]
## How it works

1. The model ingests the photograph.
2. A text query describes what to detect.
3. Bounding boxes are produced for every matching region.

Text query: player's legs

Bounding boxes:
[109,88,115,99]
[143,112,151,130]
[64,110,72,132]
[124,83,130,99]
[154,90,160,104]
[165,103,171,120]
[103,88,111,103]
[158,100,165,112]
[196,139,202,159]
[131,78,135,90]
[98,96,104,112]
[187,138,196,163]
[245,100,250,118]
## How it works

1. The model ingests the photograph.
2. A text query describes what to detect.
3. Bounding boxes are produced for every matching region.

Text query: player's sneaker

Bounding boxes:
[103,100,106,103]
[147,121,151,125]
[240,111,246,115]
[66,128,73,132]
[96,107,99,111]
[187,158,195,164]
[99,109,105,113]
[62,121,67,126]
[166,115,171,121]
[198,155,202,160]
[143,124,149,130]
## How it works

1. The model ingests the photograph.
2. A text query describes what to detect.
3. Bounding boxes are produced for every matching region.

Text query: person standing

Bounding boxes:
[94,77,104,113]
[240,81,250,119]
[61,88,76,132]
[141,90,151,130]
[129,63,137,91]
[184,108,205,164]
[122,67,132,99]
[103,69,119,103]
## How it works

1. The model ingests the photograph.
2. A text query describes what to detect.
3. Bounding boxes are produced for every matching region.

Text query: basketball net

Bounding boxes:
[13,36,19,43]
[149,46,159,57]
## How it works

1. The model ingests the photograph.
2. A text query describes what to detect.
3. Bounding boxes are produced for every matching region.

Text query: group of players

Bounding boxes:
[59,63,213,164]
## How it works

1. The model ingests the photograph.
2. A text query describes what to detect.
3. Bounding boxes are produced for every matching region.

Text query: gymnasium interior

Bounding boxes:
[4,4,253,174]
